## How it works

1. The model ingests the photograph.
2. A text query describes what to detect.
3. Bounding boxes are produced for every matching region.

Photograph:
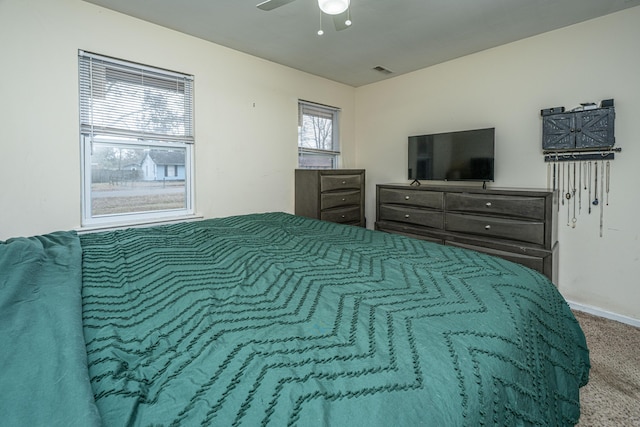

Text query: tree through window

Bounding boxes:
[298,100,340,169]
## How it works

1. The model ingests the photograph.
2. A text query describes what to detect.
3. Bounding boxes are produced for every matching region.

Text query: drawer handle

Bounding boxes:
[405,196,410,200]
[486,202,492,207]
[404,214,410,218]
[485,225,491,230]
[342,181,346,185]
[341,198,346,201]
[341,215,346,218]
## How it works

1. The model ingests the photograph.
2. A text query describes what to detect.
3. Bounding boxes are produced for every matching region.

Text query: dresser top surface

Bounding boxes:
[378,183,555,197]
[296,169,364,173]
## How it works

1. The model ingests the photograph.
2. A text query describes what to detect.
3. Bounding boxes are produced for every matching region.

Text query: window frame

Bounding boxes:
[297,100,341,169]
[78,51,195,228]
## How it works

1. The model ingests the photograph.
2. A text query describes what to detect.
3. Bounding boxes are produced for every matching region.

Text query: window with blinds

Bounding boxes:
[78,51,195,227]
[298,100,340,169]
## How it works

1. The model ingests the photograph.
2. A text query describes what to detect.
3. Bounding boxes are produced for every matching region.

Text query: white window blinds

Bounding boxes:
[79,51,194,143]
[298,100,339,123]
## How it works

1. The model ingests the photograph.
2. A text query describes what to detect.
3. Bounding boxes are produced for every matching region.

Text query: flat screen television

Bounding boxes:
[408,127,495,183]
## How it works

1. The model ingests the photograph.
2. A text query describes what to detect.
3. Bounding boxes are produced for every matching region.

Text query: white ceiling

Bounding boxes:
[82,0,640,87]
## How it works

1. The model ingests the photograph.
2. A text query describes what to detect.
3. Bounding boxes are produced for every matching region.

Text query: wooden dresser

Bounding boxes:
[295,169,365,227]
[375,184,558,283]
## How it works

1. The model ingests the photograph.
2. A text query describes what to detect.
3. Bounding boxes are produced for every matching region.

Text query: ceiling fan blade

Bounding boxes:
[333,10,351,31]
[257,0,296,11]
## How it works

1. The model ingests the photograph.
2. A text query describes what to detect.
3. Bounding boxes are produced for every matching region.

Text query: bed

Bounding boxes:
[1,212,589,426]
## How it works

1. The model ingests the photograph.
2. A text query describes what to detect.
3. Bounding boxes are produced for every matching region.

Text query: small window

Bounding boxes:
[298,100,340,169]
[79,51,194,227]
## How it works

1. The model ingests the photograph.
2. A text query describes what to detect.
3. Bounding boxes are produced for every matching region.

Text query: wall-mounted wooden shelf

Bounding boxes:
[543,147,621,162]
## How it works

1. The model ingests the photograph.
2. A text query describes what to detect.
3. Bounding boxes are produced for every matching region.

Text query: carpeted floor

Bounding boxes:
[573,310,640,427]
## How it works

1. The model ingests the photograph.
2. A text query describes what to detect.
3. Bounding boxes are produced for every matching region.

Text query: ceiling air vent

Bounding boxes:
[373,66,393,75]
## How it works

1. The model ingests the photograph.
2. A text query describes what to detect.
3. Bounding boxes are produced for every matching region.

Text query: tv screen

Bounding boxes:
[408,128,495,182]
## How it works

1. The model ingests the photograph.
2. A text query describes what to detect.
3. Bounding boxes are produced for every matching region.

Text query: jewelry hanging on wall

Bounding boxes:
[541,99,620,237]
[540,99,622,236]
[543,151,617,237]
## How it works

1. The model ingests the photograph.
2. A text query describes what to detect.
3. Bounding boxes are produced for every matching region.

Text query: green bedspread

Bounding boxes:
[0,231,101,427]
[80,212,589,426]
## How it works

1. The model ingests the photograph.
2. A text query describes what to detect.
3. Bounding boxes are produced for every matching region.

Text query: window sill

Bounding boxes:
[77,213,204,234]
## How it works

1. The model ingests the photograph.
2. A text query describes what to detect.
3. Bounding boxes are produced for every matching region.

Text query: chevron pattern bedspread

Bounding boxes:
[80,212,589,426]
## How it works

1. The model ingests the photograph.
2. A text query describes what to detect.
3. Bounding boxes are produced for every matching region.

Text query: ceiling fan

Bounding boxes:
[257,0,352,32]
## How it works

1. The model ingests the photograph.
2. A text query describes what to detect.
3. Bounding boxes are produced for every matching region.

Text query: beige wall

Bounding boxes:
[0,0,356,239]
[355,7,640,321]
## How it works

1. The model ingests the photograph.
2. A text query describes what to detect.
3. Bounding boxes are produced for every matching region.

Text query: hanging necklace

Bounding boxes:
[578,161,582,213]
[592,161,599,207]
[606,160,610,206]
[572,162,576,199]
[571,162,577,228]
[600,161,605,237]
[553,155,558,191]
[588,161,592,214]
[566,164,571,226]
[561,162,565,206]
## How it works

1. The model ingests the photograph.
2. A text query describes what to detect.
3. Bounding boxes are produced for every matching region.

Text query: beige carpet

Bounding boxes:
[573,310,640,427]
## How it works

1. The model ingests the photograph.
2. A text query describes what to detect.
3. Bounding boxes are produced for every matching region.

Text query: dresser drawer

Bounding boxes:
[320,174,362,192]
[445,213,544,246]
[446,241,544,273]
[378,187,443,209]
[321,190,360,210]
[379,205,444,229]
[376,222,444,244]
[321,206,361,224]
[446,193,545,220]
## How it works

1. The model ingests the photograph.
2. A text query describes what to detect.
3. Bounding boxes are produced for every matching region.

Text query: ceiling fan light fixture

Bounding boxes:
[318,0,350,15]
[345,7,352,26]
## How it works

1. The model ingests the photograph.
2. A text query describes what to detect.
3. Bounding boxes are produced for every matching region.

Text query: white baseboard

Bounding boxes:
[568,300,640,328]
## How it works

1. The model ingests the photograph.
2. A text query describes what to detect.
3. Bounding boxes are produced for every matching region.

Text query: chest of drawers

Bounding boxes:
[376,184,558,283]
[295,169,365,227]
